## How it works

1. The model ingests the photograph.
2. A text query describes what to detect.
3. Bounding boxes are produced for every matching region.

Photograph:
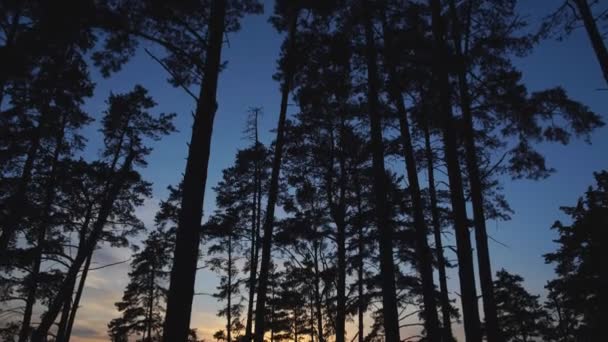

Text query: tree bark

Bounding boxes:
[361,1,401,340]
[245,137,262,341]
[422,113,455,341]
[253,9,299,342]
[325,115,348,342]
[382,15,440,341]
[574,0,608,86]
[227,234,233,342]
[162,1,227,341]
[429,0,482,340]
[446,1,501,340]
[62,252,93,342]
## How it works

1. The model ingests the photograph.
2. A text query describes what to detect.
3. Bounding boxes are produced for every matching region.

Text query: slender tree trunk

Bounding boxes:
[310,293,315,342]
[0,117,44,255]
[381,16,441,340]
[56,296,72,341]
[31,153,136,342]
[146,260,156,342]
[429,0,482,341]
[326,117,347,342]
[253,9,299,342]
[18,227,45,342]
[270,281,276,342]
[245,147,260,340]
[446,2,501,340]
[162,1,226,341]
[18,121,64,342]
[574,0,608,86]
[355,178,365,342]
[361,1,401,340]
[227,234,233,342]
[335,215,346,342]
[422,113,455,341]
[61,252,93,342]
[394,96,441,342]
[313,243,325,342]
[56,205,94,342]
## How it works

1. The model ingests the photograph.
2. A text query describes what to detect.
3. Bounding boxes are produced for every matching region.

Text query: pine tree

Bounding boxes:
[493,269,548,342]
[544,170,607,340]
[254,1,301,339]
[206,212,245,342]
[108,228,173,342]
[31,86,175,342]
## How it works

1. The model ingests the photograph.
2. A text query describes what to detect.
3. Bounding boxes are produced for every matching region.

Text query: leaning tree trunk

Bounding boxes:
[18,121,64,342]
[55,205,94,342]
[56,295,73,342]
[447,1,501,340]
[31,153,136,342]
[253,8,299,342]
[382,16,440,341]
[574,0,608,86]
[61,252,93,342]
[429,0,482,341]
[0,113,45,255]
[422,112,455,341]
[361,1,401,340]
[162,1,227,341]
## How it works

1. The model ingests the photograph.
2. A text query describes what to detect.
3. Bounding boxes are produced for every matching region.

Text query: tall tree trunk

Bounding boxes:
[245,142,261,340]
[313,242,325,342]
[62,252,93,342]
[334,211,346,342]
[429,0,482,341]
[446,2,501,340]
[309,293,315,342]
[361,1,400,340]
[146,260,156,342]
[354,177,365,342]
[227,234,233,342]
[162,1,227,341]
[0,116,44,255]
[31,153,136,342]
[253,9,298,342]
[56,294,73,342]
[422,113,454,341]
[56,205,94,342]
[381,15,440,341]
[574,0,608,86]
[325,116,347,342]
[18,120,64,342]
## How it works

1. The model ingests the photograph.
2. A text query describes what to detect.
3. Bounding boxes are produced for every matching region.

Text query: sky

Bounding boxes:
[56,1,608,341]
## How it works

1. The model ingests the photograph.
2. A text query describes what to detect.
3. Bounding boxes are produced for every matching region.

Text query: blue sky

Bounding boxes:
[72,1,607,340]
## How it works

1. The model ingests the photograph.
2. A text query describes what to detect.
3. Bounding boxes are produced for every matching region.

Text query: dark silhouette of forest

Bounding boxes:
[0,0,606,341]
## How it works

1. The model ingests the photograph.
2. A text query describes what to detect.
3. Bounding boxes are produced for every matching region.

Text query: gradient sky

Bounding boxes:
[65,1,608,341]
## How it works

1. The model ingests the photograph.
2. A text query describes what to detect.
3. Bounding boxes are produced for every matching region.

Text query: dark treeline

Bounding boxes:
[0,0,606,342]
